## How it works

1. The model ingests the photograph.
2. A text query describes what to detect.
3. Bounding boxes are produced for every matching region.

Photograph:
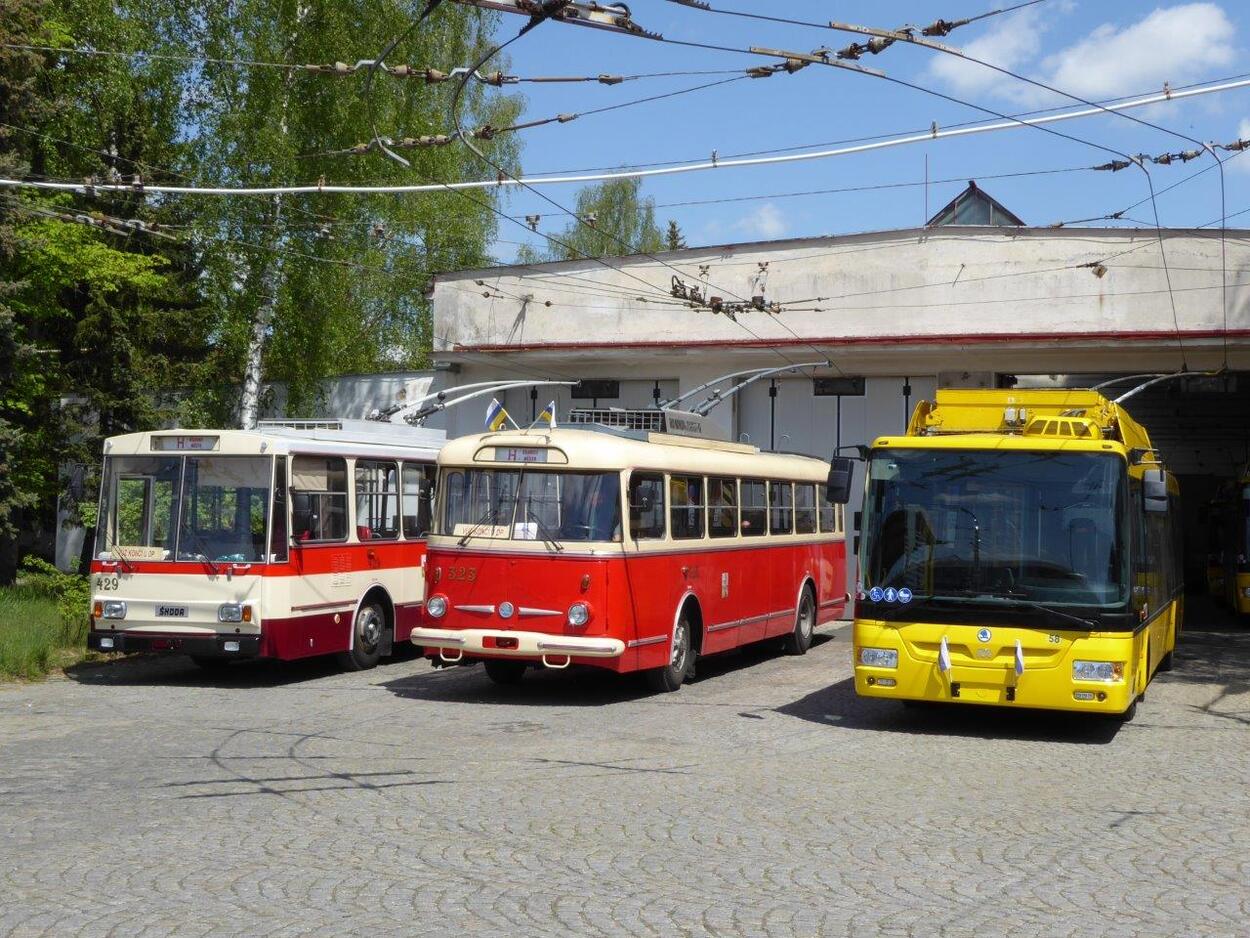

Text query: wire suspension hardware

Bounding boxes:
[689,362,830,417]
[450,0,662,39]
[661,363,827,411]
[1113,371,1221,405]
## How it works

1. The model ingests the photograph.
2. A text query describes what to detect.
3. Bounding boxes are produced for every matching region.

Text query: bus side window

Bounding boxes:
[355,460,400,540]
[708,477,737,538]
[795,483,817,534]
[291,455,348,542]
[818,485,837,533]
[670,475,705,539]
[740,480,766,536]
[629,472,666,540]
[770,481,794,535]
[271,456,288,563]
[402,462,435,539]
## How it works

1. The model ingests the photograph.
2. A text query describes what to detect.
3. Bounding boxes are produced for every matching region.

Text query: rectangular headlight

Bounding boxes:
[859,647,898,668]
[1072,660,1123,682]
[102,601,127,620]
[217,603,244,623]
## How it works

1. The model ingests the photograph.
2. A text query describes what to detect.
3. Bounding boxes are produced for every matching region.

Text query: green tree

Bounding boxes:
[665,219,686,251]
[1,0,51,583]
[183,0,521,423]
[521,178,665,262]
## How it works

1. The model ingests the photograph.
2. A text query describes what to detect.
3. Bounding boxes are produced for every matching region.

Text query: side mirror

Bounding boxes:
[853,510,862,532]
[1143,468,1168,513]
[825,457,855,505]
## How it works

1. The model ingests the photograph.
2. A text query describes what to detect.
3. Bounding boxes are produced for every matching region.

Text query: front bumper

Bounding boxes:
[412,626,625,660]
[88,630,262,658]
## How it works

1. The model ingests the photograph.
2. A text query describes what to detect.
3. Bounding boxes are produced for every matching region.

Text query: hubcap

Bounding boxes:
[800,595,814,638]
[670,620,687,669]
[358,606,382,651]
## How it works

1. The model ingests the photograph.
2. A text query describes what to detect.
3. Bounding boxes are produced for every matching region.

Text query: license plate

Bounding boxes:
[156,605,188,618]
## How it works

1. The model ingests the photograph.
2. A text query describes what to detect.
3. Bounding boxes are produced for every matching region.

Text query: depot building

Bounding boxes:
[425,183,1250,587]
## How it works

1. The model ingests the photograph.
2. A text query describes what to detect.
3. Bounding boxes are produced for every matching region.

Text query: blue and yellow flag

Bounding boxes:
[537,400,557,429]
[485,398,510,431]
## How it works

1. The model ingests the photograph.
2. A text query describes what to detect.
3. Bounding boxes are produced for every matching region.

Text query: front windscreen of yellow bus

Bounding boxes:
[859,449,1132,627]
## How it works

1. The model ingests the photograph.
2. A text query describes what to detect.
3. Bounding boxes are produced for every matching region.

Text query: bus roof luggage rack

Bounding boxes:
[258,419,345,431]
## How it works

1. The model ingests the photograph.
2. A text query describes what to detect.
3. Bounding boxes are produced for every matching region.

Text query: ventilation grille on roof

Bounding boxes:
[568,408,664,432]
[257,419,345,431]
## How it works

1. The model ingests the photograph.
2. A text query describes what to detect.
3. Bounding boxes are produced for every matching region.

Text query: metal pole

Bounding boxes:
[903,377,912,430]
[769,379,777,451]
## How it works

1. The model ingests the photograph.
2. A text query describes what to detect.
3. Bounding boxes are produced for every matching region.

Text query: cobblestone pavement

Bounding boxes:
[2,604,1248,938]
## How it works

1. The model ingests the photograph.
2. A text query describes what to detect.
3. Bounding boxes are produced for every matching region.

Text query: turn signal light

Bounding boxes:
[92,601,103,618]
[242,605,252,622]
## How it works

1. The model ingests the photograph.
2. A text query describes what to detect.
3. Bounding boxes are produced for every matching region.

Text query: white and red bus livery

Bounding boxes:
[87,420,443,670]
[413,412,851,691]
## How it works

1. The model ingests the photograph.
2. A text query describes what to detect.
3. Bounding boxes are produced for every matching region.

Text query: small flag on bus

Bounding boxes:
[1014,639,1025,676]
[937,635,951,673]
[485,398,510,431]
[537,400,557,429]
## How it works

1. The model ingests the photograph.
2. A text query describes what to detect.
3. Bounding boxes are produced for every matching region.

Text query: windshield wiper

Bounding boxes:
[457,506,500,547]
[523,502,564,554]
[180,528,221,574]
[931,590,1097,630]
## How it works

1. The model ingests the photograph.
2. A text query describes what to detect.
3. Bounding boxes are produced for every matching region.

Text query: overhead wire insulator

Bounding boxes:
[597,74,623,85]
[1093,159,1132,172]
[921,17,970,37]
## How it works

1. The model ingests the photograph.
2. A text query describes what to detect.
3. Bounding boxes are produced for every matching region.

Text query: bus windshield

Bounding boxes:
[96,455,273,563]
[861,449,1128,611]
[441,468,621,543]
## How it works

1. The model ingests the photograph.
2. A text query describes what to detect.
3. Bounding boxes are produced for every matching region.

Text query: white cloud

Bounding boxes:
[1041,4,1235,99]
[735,203,787,240]
[1230,118,1250,173]
[927,3,1236,105]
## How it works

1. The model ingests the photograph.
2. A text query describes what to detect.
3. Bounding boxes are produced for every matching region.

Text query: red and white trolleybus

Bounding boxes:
[87,420,443,670]
[413,409,852,691]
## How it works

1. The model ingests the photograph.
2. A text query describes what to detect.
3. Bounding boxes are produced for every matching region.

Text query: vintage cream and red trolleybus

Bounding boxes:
[413,407,854,691]
[87,419,445,670]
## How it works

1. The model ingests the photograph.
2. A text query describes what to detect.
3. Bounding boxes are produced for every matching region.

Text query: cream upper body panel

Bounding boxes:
[103,426,444,462]
[437,427,832,481]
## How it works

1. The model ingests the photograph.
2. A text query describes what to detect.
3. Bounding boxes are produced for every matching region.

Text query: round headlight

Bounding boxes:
[567,602,590,627]
[426,595,447,619]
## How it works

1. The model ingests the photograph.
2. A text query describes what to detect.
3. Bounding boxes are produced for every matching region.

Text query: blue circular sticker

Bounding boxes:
[897,588,913,604]
[977,627,992,643]
[884,587,898,604]
[868,586,884,603]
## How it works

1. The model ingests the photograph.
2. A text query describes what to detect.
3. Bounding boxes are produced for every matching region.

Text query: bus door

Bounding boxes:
[736,479,772,644]
[626,471,677,647]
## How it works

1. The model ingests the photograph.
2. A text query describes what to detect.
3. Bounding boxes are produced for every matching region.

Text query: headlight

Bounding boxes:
[426,595,447,618]
[567,602,590,627]
[859,647,898,668]
[1242,587,1250,598]
[102,601,127,620]
[218,603,243,623]
[1072,660,1123,682]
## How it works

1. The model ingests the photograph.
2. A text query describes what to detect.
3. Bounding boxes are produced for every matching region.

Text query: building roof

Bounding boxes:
[925,180,1025,228]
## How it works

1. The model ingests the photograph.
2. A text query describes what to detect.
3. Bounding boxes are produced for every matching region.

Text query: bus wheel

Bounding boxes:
[484,659,528,685]
[782,586,817,656]
[645,613,694,693]
[338,601,385,671]
[1158,649,1174,672]
[1120,697,1138,722]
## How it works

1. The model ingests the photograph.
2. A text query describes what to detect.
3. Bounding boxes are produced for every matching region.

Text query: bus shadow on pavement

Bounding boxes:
[775,677,1123,745]
[64,649,419,689]
[1153,595,1250,726]
[381,661,657,706]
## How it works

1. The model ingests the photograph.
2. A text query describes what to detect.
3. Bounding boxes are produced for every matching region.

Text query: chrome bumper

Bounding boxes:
[411,627,625,659]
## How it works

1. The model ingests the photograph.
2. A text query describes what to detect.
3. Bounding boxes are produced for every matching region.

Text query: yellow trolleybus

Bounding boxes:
[853,389,1182,720]
[1214,465,1250,618]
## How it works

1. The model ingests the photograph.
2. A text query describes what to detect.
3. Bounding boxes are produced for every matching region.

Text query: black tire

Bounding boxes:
[1120,696,1138,723]
[483,659,528,685]
[337,601,385,671]
[190,655,232,671]
[1158,649,1174,673]
[782,586,817,656]
[645,613,695,693]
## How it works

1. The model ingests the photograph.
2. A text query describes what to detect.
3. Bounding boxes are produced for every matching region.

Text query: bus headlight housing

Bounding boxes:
[859,647,898,668]
[1072,660,1123,682]
[217,603,245,623]
[567,602,591,627]
[426,595,447,619]
[101,601,127,620]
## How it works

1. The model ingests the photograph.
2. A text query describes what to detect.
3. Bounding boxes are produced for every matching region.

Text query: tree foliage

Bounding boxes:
[521,178,665,262]
[0,0,522,578]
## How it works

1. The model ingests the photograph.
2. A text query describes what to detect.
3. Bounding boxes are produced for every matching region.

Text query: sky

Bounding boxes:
[464,1,1250,262]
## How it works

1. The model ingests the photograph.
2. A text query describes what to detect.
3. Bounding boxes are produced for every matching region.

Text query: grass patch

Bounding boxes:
[0,559,93,681]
